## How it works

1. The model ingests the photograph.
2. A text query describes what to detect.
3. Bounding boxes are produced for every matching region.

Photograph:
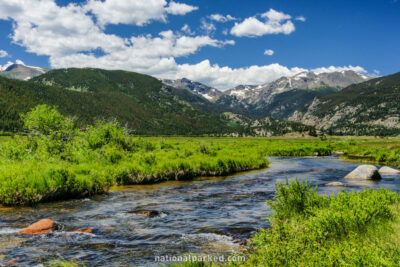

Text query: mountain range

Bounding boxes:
[221,70,370,118]
[289,72,400,135]
[162,70,370,119]
[0,63,399,136]
[161,70,400,135]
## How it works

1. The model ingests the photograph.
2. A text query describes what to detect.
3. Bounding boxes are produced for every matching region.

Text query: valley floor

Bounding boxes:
[1,131,400,266]
[0,132,399,206]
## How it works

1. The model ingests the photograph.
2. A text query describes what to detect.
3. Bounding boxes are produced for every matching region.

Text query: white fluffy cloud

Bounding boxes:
[86,0,166,27]
[181,24,195,35]
[0,0,231,78]
[165,1,198,15]
[49,30,235,75]
[261,9,291,21]
[85,0,198,27]
[128,31,229,58]
[209,14,237,23]
[200,19,216,34]
[264,49,274,56]
[311,65,367,74]
[231,9,295,37]
[0,49,8,58]
[0,0,216,59]
[0,0,125,57]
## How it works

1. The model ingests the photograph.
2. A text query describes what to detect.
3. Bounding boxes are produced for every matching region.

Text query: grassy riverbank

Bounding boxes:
[1,105,399,206]
[1,132,399,206]
[333,137,400,167]
[238,180,400,266]
[0,105,338,206]
[0,134,337,206]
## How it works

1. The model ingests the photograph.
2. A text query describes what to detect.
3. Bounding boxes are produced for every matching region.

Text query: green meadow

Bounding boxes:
[0,104,399,207]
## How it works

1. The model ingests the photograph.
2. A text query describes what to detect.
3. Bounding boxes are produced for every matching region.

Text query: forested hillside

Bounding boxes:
[0,69,237,135]
[0,68,316,136]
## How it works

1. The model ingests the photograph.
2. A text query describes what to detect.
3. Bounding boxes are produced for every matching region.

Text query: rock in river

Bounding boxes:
[345,165,381,180]
[7,258,20,264]
[18,219,57,235]
[379,166,400,174]
[326,182,345,186]
[73,227,94,234]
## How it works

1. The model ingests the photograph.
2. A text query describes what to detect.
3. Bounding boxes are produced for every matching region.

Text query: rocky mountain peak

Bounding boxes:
[0,63,48,80]
[161,78,223,101]
[226,70,370,99]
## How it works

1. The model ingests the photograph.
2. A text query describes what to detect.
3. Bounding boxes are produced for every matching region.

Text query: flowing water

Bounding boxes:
[1,156,400,266]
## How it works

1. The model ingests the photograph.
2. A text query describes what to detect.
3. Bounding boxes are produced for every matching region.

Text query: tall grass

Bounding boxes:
[240,180,400,266]
[334,138,400,167]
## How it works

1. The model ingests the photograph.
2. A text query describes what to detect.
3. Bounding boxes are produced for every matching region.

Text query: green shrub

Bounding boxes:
[267,179,326,220]
[22,104,73,135]
[241,181,400,266]
[84,120,132,150]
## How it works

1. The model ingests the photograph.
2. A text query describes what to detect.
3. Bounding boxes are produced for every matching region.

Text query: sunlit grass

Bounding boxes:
[236,180,400,266]
[1,115,399,206]
[1,131,399,206]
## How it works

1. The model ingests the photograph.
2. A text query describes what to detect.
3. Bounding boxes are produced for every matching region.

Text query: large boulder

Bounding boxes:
[345,165,381,180]
[18,219,57,235]
[379,166,400,174]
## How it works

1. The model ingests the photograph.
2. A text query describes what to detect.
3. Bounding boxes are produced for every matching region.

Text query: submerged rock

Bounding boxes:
[326,182,345,186]
[379,166,400,174]
[311,169,324,173]
[345,165,381,180]
[216,227,256,241]
[7,258,20,264]
[18,219,57,235]
[140,211,162,217]
[128,209,165,217]
[73,227,94,234]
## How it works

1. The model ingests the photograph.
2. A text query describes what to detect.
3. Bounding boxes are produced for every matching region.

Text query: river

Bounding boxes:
[1,156,400,266]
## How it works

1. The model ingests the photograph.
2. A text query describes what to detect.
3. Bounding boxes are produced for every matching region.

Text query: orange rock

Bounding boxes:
[73,227,93,233]
[7,258,20,264]
[18,219,57,235]
[139,211,151,217]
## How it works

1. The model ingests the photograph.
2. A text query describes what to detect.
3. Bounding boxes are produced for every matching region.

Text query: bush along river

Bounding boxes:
[1,156,400,266]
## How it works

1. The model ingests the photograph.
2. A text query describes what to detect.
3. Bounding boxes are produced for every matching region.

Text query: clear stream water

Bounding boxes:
[1,156,400,266]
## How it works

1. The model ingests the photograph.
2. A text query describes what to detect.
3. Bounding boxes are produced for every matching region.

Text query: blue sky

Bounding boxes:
[0,0,399,89]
